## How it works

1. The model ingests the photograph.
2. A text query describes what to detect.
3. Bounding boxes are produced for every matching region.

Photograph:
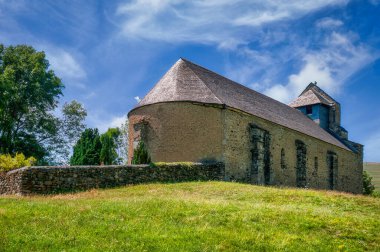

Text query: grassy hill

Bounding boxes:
[364,162,380,192]
[1,182,379,251]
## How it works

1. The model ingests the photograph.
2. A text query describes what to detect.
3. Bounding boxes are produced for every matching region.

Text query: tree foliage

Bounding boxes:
[70,128,102,165]
[54,100,87,164]
[0,44,86,164]
[132,141,151,165]
[0,153,36,172]
[116,118,129,164]
[100,128,121,165]
[363,171,376,195]
[70,125,129,166]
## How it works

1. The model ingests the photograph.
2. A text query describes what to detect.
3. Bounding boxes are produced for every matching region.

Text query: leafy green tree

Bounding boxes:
[70,128,102,165]
[0,44,86,164]
[54,100,87,164]
[100,128,121,165]
[132,141,151,165]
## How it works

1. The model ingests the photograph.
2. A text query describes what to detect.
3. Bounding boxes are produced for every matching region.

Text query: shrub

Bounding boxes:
[0,153,36,172]
[132,141,151,165]
[363,171,376,195]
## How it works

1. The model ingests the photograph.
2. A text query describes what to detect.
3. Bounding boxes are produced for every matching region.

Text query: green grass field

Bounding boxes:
[364,162,380,192]
[1,182,379,251]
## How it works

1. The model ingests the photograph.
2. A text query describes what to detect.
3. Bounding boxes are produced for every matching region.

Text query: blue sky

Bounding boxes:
[1,0,379,161]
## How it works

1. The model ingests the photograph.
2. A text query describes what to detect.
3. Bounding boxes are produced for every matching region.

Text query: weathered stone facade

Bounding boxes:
[128,102,224,163]
[127,59,363,194]
[129,102,363,194]
[0,163,224,195]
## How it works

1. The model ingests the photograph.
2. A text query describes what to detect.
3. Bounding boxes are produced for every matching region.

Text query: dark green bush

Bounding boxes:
[132,141,151,165]
[363,171,375,195]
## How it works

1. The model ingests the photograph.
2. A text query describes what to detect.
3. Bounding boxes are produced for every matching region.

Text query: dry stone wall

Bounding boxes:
[0,169,24,194]
[0,163,224,195]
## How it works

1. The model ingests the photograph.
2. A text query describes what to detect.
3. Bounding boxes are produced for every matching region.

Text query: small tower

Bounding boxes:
[289,82,347,140]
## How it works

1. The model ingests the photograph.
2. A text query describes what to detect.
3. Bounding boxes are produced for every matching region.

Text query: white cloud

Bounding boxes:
[45,49,86,82]
[116,0,378,106]
[134,96,141,103]
[287,55,336,94]
[264,85,292,103]
[316,17,343,28]
[91,114,127,133]
[108,115,127,129]
[116,0,348,48]
[263,32,377,103]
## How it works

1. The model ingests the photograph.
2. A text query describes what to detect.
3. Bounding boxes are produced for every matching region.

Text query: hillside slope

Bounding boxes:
[1,182,379,251]
[364,162,380,192]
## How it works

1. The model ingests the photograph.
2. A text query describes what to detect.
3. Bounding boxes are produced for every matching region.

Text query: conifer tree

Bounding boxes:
[70,128,102,165]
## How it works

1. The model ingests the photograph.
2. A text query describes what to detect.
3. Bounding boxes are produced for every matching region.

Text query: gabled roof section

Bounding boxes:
[133,58,351,152]
[289,89,331,107]
[289,83,338,108]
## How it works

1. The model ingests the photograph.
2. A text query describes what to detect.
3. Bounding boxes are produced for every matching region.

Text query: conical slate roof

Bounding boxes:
[133,58,350,151]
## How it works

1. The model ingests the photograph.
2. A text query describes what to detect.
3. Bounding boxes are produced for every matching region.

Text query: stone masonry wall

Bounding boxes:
[128,102,224,164]
[0,163,224,195]
[0,169,24,194]
[223,108,363,194]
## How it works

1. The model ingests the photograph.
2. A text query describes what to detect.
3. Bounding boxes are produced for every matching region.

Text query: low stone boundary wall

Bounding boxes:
[0,163,224,195]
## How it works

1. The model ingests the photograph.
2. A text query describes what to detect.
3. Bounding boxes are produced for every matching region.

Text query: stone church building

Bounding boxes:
[128,58,363,193]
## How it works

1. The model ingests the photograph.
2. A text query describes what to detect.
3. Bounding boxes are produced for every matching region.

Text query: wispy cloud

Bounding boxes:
[315,17,343,28]
[45,48,86,83]
[116,0,348,48]
[115,0,380,105]
[0,1,89,89]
